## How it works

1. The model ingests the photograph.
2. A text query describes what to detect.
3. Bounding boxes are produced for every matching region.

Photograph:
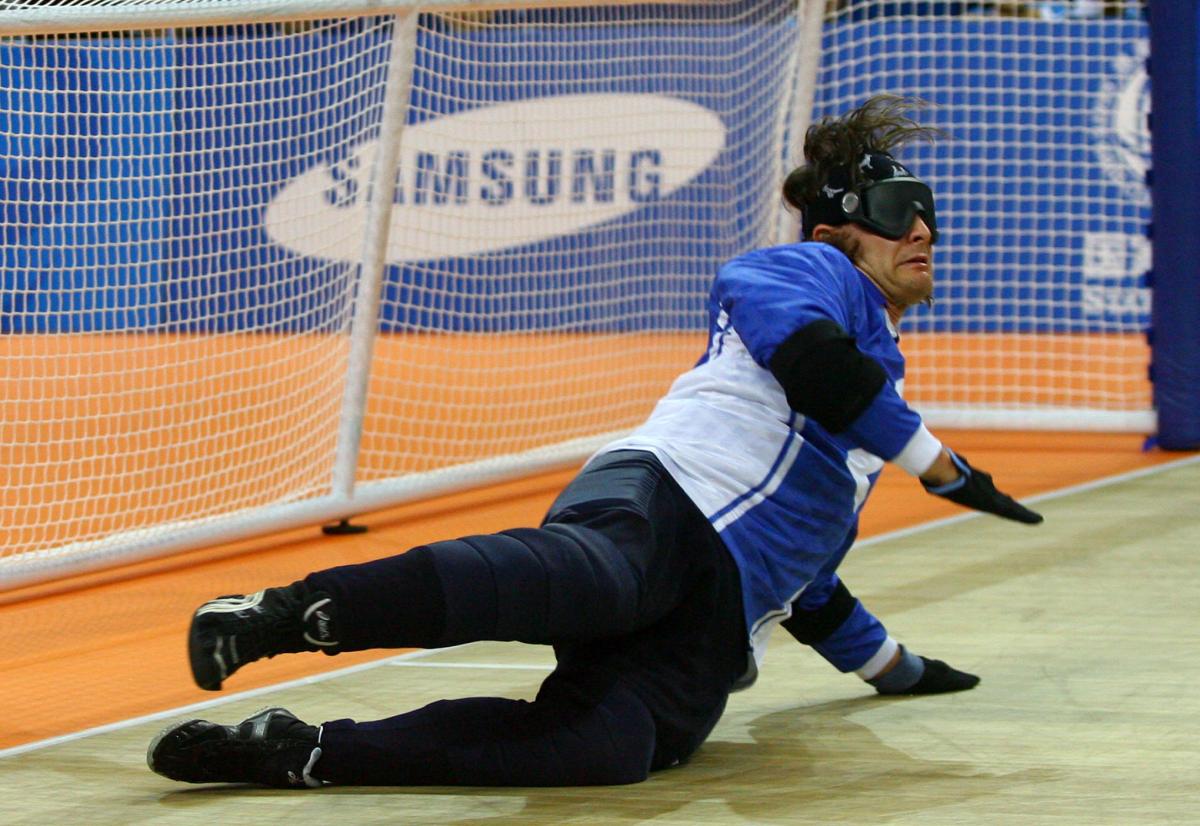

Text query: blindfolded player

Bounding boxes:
[149,94,1041,790]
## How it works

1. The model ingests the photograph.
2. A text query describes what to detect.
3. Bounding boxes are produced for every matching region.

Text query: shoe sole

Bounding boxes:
[187,618,224,692]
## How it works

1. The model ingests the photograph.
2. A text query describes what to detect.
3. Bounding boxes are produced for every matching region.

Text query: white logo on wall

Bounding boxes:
[1082,231,1150,318]
[264,94,726,262]
[1092,41,1150,203]
[1084,43,1151,320]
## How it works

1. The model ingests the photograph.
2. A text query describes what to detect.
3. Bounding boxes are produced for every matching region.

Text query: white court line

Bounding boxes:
[4,451,1198,762]
[388,661,552,671]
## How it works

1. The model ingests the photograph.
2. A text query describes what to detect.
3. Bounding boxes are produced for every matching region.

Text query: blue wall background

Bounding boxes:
[1,15,1151,335]
[814,16,1151,335]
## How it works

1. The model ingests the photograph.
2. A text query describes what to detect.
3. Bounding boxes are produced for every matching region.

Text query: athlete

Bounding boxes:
[148,95,1042,789]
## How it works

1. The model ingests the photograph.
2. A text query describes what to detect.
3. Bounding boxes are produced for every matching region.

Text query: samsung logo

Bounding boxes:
[264,94,726,262]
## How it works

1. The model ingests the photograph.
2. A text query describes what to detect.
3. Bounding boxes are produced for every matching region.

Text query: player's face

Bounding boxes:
[823,216,935,313]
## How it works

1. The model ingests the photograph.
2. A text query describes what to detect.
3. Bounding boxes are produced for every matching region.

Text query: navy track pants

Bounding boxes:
[304,451,748,786]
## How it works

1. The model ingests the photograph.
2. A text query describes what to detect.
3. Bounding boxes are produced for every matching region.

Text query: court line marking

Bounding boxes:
[388,661,553,670]
[3,451,1197,762]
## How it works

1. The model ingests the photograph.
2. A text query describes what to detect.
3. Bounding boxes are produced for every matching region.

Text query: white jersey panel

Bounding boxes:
[602,320,799,523]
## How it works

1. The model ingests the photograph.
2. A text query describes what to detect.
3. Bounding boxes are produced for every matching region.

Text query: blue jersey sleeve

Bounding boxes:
[714,243,938,470]
[713,244,856,367]
[842,383,928,463]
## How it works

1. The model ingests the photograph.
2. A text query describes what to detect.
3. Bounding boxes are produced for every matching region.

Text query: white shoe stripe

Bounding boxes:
[301,746,326,788]
[195,591,265,616]
[212,636,228,680]
[301,598,331,622]
[302,634,338,648]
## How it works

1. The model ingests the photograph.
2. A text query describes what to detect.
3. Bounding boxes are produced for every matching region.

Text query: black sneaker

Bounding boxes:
[147,707,324,788]
[189,582,339,691]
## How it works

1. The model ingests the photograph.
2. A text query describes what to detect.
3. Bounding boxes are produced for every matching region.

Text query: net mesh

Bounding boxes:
[357,5,801,479]
[1,19,389,561]
[0,3,805,576]
[812,2,1151,426]
[0,0,1154,582]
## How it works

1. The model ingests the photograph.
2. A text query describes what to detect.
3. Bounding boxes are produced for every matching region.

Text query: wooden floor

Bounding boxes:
[1,435,1197,823]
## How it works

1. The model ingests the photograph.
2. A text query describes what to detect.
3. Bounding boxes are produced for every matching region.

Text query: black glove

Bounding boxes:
[922,450,1043,524]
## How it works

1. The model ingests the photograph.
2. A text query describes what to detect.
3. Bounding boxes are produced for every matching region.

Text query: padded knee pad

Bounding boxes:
[429,523,645,645]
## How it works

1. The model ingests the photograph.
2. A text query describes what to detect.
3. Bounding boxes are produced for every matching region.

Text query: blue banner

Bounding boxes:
[1,40,171,331]
[1,15,1151,335]
[814,17,1151,334]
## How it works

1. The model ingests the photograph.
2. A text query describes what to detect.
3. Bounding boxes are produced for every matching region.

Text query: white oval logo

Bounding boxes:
[264,94,726,262]
[1092,43,1150,203]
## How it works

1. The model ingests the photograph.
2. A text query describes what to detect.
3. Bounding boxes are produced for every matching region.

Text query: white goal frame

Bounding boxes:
[0,0,824,589]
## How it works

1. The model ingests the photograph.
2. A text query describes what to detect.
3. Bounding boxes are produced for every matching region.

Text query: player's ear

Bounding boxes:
[811,224,835,243]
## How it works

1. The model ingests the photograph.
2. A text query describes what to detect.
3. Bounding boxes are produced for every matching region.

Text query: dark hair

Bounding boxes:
[782,95,942,216]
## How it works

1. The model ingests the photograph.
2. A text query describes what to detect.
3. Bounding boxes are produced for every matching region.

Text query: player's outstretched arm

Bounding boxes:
[783,577,981,696]
[919,448,1043,524]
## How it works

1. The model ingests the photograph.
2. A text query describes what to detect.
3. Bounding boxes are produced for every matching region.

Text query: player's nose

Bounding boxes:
[907,215,932,244]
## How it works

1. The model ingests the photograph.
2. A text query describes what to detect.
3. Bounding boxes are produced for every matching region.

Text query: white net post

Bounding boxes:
[775,0,824,246]
[330,10,419,504]
[1,15,406,587]
[347,2,817,493]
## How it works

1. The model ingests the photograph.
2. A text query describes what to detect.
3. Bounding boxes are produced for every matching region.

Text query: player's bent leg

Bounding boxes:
[185,451,704,691]
[151,683,657,788]
[317,450,702,653]
[303,517,667,653]
[186,518,658,691]
[316,682,656,786]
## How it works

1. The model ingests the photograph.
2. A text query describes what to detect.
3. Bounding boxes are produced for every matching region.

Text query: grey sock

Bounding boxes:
[867,644,925,694]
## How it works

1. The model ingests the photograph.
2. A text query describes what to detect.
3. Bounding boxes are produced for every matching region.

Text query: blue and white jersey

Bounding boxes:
[601,242,942,668]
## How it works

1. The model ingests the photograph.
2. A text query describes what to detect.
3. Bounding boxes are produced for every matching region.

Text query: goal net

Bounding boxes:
[0,0,1153,588]
[0,0,815,586]
[812,3,1153,431]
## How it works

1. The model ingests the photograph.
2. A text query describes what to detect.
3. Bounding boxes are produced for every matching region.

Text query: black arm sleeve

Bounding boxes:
[780,579,857,645]
[767,319,888,433]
